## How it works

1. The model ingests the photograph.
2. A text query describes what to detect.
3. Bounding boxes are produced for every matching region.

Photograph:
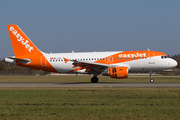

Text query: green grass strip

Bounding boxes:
[0,88,180,120]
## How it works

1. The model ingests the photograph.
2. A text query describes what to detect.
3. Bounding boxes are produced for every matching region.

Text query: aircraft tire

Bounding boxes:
[91,77,99,83]
[150,78,154,83]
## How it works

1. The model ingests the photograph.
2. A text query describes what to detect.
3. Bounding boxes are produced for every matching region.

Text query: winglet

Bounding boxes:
[63,58,69,63]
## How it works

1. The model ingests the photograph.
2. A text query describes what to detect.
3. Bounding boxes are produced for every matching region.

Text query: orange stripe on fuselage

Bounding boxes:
[67,51,167,73]
[95,51,167,64]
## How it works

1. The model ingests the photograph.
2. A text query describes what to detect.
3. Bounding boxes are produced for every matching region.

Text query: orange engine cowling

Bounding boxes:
[102,67,128,79]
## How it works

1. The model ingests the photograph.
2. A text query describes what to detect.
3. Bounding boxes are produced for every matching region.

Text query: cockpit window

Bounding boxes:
[161,56,169,59]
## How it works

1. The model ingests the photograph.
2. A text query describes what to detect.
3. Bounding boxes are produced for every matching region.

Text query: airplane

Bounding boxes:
[4,25,178,83]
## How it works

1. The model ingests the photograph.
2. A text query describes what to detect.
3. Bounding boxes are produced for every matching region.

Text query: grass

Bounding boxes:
[0,75,180,119]
[0,88,180,120]
[0,75,180,82]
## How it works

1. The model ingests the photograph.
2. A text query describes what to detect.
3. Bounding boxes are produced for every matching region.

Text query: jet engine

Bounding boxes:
[102,67,128,79]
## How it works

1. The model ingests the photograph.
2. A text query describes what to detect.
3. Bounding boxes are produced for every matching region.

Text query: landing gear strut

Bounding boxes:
[149,71,154,83]
[91,77,99,83]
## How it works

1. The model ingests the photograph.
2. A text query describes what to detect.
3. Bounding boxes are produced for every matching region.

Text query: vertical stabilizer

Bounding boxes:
[7,25,41,57]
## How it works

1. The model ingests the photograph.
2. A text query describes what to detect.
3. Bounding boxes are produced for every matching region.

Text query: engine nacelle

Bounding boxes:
[102,67,128,79]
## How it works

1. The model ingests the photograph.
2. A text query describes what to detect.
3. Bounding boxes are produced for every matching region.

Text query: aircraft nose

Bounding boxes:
[170,59,178,68]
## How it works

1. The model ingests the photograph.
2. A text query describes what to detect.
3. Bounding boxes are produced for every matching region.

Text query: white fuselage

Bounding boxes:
[43,51,177,73]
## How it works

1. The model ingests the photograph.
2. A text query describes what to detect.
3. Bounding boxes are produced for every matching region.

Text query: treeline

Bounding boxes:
[0,59,43,75]
[170,54,180,68]
[0,54,180,75]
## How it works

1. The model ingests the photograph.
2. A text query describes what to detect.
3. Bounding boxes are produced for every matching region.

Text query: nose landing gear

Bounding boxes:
[150,78,154,83]
[150,71,154,83]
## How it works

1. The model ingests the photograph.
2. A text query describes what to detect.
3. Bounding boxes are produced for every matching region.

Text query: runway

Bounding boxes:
[0,82,180,88]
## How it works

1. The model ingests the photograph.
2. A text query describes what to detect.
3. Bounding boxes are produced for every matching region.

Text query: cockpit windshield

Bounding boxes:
[161,56,169,59]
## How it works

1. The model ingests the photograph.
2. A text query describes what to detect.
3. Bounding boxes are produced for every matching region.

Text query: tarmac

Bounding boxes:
[0,82,180,88]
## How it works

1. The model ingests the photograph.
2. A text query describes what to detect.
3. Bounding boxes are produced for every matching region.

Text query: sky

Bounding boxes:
[0,0,180,59]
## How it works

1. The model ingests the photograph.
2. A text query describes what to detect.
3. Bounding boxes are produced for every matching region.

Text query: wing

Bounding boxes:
[63,58,130,75]
[64,58,108,74]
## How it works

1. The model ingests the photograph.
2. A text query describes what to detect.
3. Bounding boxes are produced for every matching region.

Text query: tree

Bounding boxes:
[170,54,180,68]
[0,59,42,75]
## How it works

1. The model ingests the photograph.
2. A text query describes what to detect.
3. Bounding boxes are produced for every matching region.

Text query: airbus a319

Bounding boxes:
[4,25,178,83]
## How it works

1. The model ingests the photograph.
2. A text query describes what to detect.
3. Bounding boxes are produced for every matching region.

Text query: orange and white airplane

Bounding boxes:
[4,25,177,83]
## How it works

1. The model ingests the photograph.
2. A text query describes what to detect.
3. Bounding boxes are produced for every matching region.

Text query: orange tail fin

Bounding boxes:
[7,25,41,57]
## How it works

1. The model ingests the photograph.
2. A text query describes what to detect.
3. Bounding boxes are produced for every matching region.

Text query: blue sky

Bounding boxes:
[0,0,180,59]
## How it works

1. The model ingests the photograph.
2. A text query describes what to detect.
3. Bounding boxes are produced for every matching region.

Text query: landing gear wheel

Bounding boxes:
[91,77,99,83]
[150,78,154,83]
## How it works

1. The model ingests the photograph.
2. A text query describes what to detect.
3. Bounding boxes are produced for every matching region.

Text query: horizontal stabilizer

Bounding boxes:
[4,57,31,64]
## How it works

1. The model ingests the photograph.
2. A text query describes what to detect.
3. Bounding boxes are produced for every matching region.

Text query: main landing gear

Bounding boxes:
[150,71,154,83]
[91,74,99,83]
[91,73,99,83]
[91,77,99,83]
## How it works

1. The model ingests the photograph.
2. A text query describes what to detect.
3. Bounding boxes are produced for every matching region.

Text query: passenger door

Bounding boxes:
[149,52,155,64]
